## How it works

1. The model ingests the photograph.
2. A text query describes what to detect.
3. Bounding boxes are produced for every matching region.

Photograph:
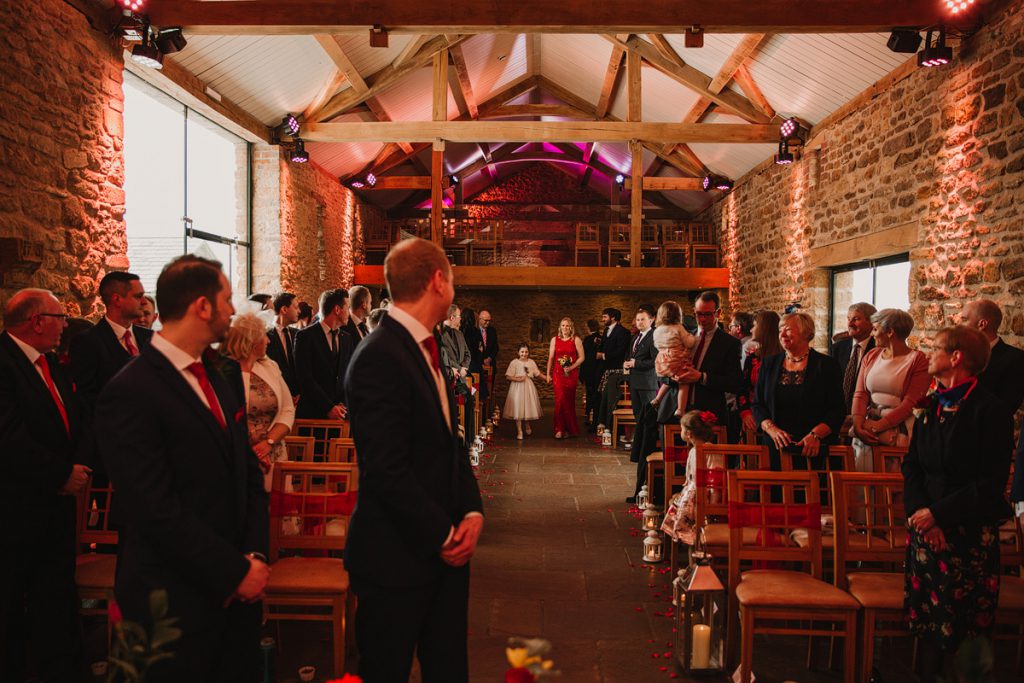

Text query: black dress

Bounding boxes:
[902,381,1013,650]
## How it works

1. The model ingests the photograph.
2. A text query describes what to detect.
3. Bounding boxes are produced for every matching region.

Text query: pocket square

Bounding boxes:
[234,406,246,423]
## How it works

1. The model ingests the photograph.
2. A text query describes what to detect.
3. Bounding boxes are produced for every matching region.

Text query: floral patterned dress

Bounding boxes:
[247,371,286,490]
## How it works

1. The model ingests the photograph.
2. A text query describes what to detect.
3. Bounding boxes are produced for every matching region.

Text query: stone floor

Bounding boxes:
[84,403,1021,682]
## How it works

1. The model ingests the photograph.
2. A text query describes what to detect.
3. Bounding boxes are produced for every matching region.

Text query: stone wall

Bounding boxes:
[0,0,125,317]
[713,0,1024,349]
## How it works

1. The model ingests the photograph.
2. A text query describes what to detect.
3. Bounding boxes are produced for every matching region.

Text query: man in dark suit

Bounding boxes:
[676,291,743,428]
[581,319,603,427]
[97,255,269,682]
[266,292,299,394]
[441,304,476,440]
[70,271,153,409]
[625,304,660,498]
[832,302,877,412]
[477,309,499,391]
[597,307,630,373]
[344,285,372,343]
[1,288,92,683]
[345,238,484,682]
[294,288,353,420]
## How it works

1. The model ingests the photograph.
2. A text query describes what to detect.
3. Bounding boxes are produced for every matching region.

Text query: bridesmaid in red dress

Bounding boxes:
[546,317,586,438]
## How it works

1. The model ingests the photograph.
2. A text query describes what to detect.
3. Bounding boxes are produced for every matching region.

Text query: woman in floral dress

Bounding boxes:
[902,325,1013,681]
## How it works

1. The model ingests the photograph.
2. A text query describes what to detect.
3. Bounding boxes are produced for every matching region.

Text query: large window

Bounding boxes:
[830,255,911,337]
[123,72,250,299]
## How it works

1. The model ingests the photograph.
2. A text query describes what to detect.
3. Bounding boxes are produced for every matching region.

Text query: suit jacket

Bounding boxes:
[751,349,846,445]
[978,338,1024,415]
[344,317,369,344]
[832,336,876,379]
[440,325,471,376]
[602,323,631,371]
[0,331,89,538]
[265,325,297,394]
[691,329,744,422]
[294,324,353,419]
[479,326,499,367]
[903,384,1013,527]
[627,328,658,392]
[96,343,267,623]
[581,332,603,384]
[343,314,483,587]
[69,318,153,408]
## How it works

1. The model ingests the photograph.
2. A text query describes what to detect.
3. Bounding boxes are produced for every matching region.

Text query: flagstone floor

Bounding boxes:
[83,402,1019,682]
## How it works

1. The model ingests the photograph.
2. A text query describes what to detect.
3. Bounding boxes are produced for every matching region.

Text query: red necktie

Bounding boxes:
[692,332,707,369]
[36,356,70,435]
[632,331,643,355]
[186,362,227,430]
[482,327,487,346]
[422,336,442,374]
[123,330,138,356]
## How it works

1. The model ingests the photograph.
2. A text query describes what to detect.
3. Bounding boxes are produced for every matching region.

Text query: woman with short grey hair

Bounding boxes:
[850,308,930,470]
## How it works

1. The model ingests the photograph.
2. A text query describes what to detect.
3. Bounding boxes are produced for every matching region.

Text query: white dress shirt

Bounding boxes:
[387,304,450,426]
[106,317,138,354]
[9,332,64,403]
[150,333,225,416]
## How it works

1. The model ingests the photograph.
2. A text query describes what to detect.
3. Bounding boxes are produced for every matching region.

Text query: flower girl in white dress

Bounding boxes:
[504,344,548,439]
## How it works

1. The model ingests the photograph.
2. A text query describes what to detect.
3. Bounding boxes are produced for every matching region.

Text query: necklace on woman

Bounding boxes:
[785,352,808,363]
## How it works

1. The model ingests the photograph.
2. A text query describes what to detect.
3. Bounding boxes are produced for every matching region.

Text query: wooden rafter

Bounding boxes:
[432,48,449,122]
[394,34,431,67]
[647,34,686,69]
[314,35,369,94]
[448,44,479,119]
[527,33,541,76]
[731,63,776,119]
[486,104,595,119]
[626,49,641,123]
[152,1,955,35]
[624,177,703,191]
[596,37,626,119]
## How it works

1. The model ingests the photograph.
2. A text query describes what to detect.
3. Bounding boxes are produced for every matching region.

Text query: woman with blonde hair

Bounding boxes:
[222,313,295,489]
[546,317,585,439]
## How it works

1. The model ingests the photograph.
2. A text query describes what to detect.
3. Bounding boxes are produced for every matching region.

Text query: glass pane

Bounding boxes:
[874,260,911,312]
[831,266,874,335]
[186,111,248,242]
[185,236,250,309]
[123,73,186,292]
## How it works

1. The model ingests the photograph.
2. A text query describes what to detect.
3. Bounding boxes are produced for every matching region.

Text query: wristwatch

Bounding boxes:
[266,437,276,446]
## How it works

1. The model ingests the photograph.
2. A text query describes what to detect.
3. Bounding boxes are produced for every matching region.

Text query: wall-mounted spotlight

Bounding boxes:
[448,174,460,186]
[614,174,625,189]
[887,29,923,53]
[918,25,953,68]
[780,117,806,143]
[155,27,187,54]
[350,180,365,189]
[120,0,144,11]
[944,0,975,14]
[289,138,309,163]
[279,114,300,138]
[130,23,163,69]
[702,175,733,192]
[775,140,795,165]
[366,173,377,187]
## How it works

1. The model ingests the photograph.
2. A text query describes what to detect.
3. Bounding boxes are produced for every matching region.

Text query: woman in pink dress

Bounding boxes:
[546,317,585,438]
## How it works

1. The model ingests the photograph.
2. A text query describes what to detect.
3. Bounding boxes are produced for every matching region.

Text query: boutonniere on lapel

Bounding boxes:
[234,406,246,424]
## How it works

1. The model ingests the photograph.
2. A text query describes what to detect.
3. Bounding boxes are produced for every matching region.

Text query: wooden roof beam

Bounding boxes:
[448,43,479,119]
[595,37,626,119]
[153,1,955,35]
[731,63,776,119]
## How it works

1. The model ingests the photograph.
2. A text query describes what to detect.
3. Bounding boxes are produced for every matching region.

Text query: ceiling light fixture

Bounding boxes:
[120,0,144,11]
[350,180,365,189]
[614,174,625,189]
[280,114,300,138]
[366,173,377,187]
[289,139,309,163]
[774,140,795,165]
[448,174,460,186]
[943,0,975,14]
[887,29,923,53]
[918,25,953,67]
[702,175,733,192]
[155,27,187,54]
[130,24,163,69]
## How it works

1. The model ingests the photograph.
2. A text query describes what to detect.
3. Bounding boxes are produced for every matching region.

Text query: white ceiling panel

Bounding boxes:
[462,34,530,103]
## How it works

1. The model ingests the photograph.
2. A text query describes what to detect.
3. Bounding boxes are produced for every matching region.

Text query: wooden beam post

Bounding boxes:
[630,140,642,268]
[433,48,449,121]
[431,140,445,244]
[627,48,641,123]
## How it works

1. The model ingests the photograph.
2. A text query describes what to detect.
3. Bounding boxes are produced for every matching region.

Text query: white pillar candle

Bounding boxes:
[692,624,711,669]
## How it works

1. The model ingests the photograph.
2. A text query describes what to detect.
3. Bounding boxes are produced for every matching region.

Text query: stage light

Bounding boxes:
[918,26,953,68]
[887,29,922,54]
[614,174,625,188]
[366,173,377,187]
[130,31,163,69]
[448,174,460,186]
[775,140,795,165]
[702,175,732,192]
[156,27,187,54]
[350,181,365,189]
[280,114,300,138]
[780,117,798,140]
[120,0,144,11]
[290,139,308,163]
[944,0,975,14]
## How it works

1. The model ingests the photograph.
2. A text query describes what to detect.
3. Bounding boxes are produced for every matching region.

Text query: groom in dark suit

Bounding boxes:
[266,292,299,394]
[294,288,353,420]
[1,288,92,683]
[97,255,269,682]
[345,238,484,682]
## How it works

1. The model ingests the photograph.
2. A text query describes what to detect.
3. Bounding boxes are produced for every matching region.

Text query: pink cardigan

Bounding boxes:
[850,347,931,430]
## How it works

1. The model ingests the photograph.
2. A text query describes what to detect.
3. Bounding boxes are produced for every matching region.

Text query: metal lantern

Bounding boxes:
[469,446,480,467]
[601,429,612,447]
[636,484,649,509]
[673,553,725,675]
[485,420,494,436]
[473,435,485,452]
[642,530,663,563]
[479,426,487,439]
[642,504,661,531]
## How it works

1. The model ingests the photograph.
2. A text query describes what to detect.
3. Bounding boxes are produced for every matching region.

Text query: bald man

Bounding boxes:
[963,299,1024,415]
[1,288,91,682]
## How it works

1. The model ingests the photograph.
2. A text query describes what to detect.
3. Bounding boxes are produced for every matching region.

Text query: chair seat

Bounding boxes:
[791,529,873,549]
[999,575,1024,612]
[613,409,634,419]
[701,523,762,548]
[736,570,860,610]
[846,571,904,610]
[267,557,349,594]
[76,553,116,589]
[646,452,664,463]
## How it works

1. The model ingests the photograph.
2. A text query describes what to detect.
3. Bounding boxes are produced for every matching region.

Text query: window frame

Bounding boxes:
[827,253,910,352]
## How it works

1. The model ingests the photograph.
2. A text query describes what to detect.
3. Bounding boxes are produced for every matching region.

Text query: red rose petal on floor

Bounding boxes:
[647,639,654,643]
[651,653,660,658]
[663,652,671,658]
[659,666,668,671]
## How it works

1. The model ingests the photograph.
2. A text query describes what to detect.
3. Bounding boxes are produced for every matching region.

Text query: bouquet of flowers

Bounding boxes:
[557,355,572,376]
[505,637,558,682]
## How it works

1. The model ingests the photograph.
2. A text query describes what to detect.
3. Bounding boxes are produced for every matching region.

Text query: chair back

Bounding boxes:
[873,445,908,474]
[710,425,728,444]
[780,445,854,513]
[327,438,357,463]
[609,224,630,244]
[77,476,117,548]
[829,472,906,590]
[689,223,714,244]
[576,223,600,245]
[694,444,771,522]
[663,223,689,246]
[294,419,350,460]
[269,462,358,561]
[640,223,660,246]
[284,435,316,462]
[662,424,689,500]
[727,471,823,590]
[837,415,854,445]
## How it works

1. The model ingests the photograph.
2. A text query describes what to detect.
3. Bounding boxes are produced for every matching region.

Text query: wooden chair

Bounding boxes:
[640,223,662,267]
[265,462,358,677]
[696,444,772,564]
[469,219,502,265]
[728,470,860,683]
[75,476,118,642]
[574,223,602,266]
[872,446,908,474]
[294,419,350,461]
[607,224,631,266]
[442,218,472,265]
[284,435,316,462]
[611,382,634,448]
[327,438,357,463]
[781,445,855,556]
[831,472,907,683]
[361,207,391,265]
[662,222,690,267]
[837,415,855,446]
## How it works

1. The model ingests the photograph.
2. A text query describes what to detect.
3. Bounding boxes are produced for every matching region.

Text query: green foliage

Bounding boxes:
[107,590,181,683]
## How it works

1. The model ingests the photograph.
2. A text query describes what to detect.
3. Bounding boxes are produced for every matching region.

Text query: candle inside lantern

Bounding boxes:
[692,624,711,668]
